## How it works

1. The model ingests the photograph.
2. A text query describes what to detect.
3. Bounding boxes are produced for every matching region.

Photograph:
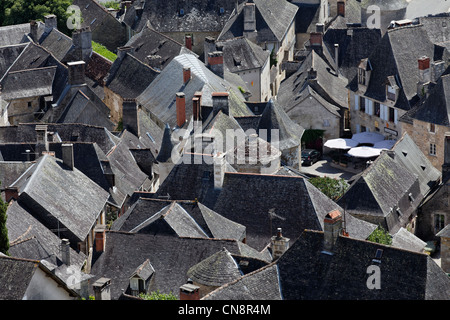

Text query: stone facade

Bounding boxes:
[440,235,450,273]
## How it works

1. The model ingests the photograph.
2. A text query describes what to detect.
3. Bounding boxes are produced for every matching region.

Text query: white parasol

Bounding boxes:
[324,138,359,150]
[347,146,382,158]
[351,132,385,145]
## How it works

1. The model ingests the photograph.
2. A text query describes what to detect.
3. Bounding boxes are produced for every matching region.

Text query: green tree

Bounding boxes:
[139,290,178,300]
[367,226,392,246]
[1,0,73,35]
[309,176,349,201]
[0,182,9,255]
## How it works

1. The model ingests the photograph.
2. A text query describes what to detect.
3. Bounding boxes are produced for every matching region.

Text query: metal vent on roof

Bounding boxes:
[219,7,225,14]
[420,164,426,171]
[409,192,415,202]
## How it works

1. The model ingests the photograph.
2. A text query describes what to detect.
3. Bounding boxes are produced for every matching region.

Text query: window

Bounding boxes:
[28,102,32,108]
[387,86,396,101]
[358,68,366,85]
[430,123,436,133]
[323,119,330,127]
[374,102,380,117]
[430,143,436,156]
[434,214,445,234]
[359,96,366,112]
[388,107,395,122]
[361,125,366,132]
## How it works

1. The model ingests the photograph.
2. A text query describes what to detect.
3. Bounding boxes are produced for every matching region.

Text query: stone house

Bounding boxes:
[437,224,450,273]
[217,0,298,96]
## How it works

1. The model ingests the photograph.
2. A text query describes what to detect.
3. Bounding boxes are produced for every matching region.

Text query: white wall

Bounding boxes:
[23,267,75,300]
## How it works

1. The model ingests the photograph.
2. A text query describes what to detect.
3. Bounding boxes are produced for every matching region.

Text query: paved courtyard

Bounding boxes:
[299,156,356,181]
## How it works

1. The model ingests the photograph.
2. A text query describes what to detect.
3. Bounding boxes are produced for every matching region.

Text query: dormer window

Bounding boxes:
[387,85,396,101]
[386,75,400,102]
[129,259,154,297]
[358,67,366,85]
[357,58,372,87]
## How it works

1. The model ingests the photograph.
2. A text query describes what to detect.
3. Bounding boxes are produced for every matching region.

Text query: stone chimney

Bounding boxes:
[212,92,229,116]
[176,92,186,127]
[443,132,450,181]
[60,239,70,266]
[323,210,343,253]
[204,36,216,66]
[94,224,106,253]
[72,27,93,61]
[117,46,133,61]
[243,3,257,41]
[44,14,57,34]
[122,99,140,137]
[208,51,224,78]
[179,279,200,300]
[417,56,431,97]
[183,67,191,84]
[35,124,49,155]
[30,20,38,42]
[213,151,226,189]
[93,277,111,300]
[271,228,290,260]
[185,35,193,51]
[61,143,74,170]
[309,32,323,53]
[334,44,339,72]
[4,187,19,203]
[67,61,86,86]
[337,1,346,17]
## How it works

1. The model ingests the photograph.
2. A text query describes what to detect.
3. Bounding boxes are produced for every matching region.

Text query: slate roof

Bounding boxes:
[0,22,44,47]
[7,200,87,267]
[123,0,245,33]
[10,154,110,243]
[291,2,320,34]
[349,24,435,110]
[402,74,450,127]
[338,152,422,234]
[104,53,160,99]
[323,25,382,81]
[206,229,450,300]
[90,231,269,299]
[0,43,27,78]
[217,37,270,73]
[0,66,56,101]
[124,25,196,71]
[437,223,450,238]
[211,173,377,251]
[137,53,252,128]
[0,255,39,300]
[187,247,243,287]
[38,28,73,62]
[392,227,426,253]
[218,0,298,43]
[56,89,115,131]
[277,50,347,117]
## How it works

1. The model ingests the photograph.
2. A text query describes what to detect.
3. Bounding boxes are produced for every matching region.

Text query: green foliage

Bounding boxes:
[238,86,246,94]
[0,0,73,35]
[0,182,9,256]
[270,46,278,68]
[92,41,117,62]
[116,117,123,132]
[367,226,392,246]
[309,176,349,201]
[301,129,325,144]
[101,1,120,10]
[139,290,178,300]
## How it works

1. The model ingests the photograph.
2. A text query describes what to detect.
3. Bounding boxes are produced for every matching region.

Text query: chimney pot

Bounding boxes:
[94,225,106,253]
[185,35,193,50]
[72,27,93,61]
[35,124,49,155]
[179,282,200,300]
[44,14,57,34]
[61,143,74,170]
[208,51,224,78]
[243,3,256,32]
[337,1,346,17]
[30,20,38,42]
[67,61,86,86]
[323,210,343,253]
[183,67,191,83]
[60,238,71,266]
[212,92,229,116]
[176,92,186,127]
[271,227,290,260]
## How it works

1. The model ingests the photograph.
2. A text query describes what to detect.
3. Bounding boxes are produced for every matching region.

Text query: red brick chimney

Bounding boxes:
[183,67,191,84]
[5,187,19,203]
[94,225,106,253]
[185,35,193,50]
[208,51,224,78]
[337,1,346,17]
[179,280,200,300]
[193,91,202,121]
[176,92,186,127]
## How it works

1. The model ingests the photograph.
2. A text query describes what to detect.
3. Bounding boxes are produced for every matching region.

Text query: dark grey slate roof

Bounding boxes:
[0,161,34,191]
[349,24,435,110]
[338,152,422,234]
[392,227,426,253]
[212,173,376,251]
[105,53,160,99]
[38,28,73,62]
[90,231,268,299]
[0,22,44,47]
[123,0,245,33]
[437,223,450,238]
[125,25,196,71]
[0,43,28,79]
[7,200,86,267]
[187,247,243,287]
[56,89,115,131]
[10,154,110,243]
[217,37,270,73]
[0,66,56,101]
[218,0,298,43]
[291,2,320,34]
[0,255,38,300]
